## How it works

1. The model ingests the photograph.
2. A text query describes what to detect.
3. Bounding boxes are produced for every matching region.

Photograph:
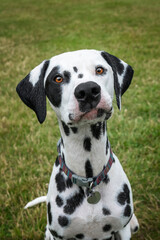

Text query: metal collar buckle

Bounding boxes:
[71,174,93,188]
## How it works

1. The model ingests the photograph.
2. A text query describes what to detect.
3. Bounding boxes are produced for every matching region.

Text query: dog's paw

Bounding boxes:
[130,214,139,234]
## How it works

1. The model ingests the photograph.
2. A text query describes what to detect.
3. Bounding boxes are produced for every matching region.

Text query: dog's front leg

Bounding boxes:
[114,224,131,240]
[45,225,54,240]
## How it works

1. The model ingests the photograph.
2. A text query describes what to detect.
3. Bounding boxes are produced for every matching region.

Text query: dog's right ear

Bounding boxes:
[16,60,50,124]
[101,51,134,110]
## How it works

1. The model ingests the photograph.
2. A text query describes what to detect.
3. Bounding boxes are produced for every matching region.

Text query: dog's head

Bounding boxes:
[16,50,133,125]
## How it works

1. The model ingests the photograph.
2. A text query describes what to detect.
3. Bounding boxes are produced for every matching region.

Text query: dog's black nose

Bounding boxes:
[74,81,101,112]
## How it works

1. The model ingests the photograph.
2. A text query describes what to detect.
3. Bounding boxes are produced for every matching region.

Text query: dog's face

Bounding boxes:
[16,50,134,125]
[45,50,114,125]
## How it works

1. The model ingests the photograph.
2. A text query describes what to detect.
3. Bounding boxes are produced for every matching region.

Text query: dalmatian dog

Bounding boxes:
[16,50,139,240]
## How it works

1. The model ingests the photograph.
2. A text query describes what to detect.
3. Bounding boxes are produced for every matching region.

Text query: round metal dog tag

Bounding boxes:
[87,191,101,204]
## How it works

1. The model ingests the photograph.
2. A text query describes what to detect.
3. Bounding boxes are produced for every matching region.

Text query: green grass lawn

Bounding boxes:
[0,0,159,239]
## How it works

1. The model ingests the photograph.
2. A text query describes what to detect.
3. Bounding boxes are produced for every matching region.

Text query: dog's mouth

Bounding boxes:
[68,107,113,123]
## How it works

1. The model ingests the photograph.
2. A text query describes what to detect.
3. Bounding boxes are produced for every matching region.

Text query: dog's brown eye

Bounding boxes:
[54,76,63,83]
[96,67,104,75]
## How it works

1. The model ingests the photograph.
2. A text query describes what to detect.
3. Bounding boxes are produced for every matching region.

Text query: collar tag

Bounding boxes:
[87,191,101,204]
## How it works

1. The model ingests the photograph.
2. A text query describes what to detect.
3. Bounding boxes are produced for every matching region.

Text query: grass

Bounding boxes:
[0,0,160,239]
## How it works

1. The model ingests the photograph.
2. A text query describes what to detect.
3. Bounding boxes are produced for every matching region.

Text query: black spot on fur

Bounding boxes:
[117,184,130,205]
[62,121,70,136]
[62,153,65,163]
[124,204,131,217]
[61,137,64,147]
[49,229,63,239]
[78,74,83,78]
[71,127,78,133]
[58,215,69,227]
[64,187,85,215]
[49,229,58,237]
[85,159,93,178]
[91,122,102,139]
[102,224,112,232]
[83,137,91,152]
[63,71,71,84]
[86,187,90,197]
[114,232,121,240]
[106,138,109,155]
[56,195,64,207]
[117,191,126,205]
[123,184,130,204]
[66,178,73,188]
[55,156,60,167]
[75,234,85,239]
[45,66,63,108]
[103,121,106,135]
[102,207,111,215]
[47,202,52,225]
[55,172,66,192]
[102,238,112,240]
[73,66,78,73]
[103,174,110,184]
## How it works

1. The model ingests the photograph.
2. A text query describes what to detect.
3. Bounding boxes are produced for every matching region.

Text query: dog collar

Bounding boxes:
[57,138,114,189]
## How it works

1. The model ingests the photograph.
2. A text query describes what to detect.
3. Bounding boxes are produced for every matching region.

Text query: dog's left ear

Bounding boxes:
[101,51,134,110]
[16,60,50,123]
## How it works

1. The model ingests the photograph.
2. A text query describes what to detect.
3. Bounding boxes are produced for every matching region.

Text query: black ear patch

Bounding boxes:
[121,64,134,96]
[101,51,134,109]
[16,60,49,123]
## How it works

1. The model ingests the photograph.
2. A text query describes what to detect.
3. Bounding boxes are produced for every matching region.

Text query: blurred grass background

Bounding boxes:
[0,0,159,239]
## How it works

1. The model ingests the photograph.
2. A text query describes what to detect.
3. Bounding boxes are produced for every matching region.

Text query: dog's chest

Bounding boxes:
[47,155,133,240]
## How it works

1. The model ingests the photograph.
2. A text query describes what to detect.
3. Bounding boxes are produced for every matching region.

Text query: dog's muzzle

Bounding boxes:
[74,81,101,112]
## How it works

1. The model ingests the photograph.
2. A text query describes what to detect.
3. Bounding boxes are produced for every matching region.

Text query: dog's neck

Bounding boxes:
[58,120,110,178]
